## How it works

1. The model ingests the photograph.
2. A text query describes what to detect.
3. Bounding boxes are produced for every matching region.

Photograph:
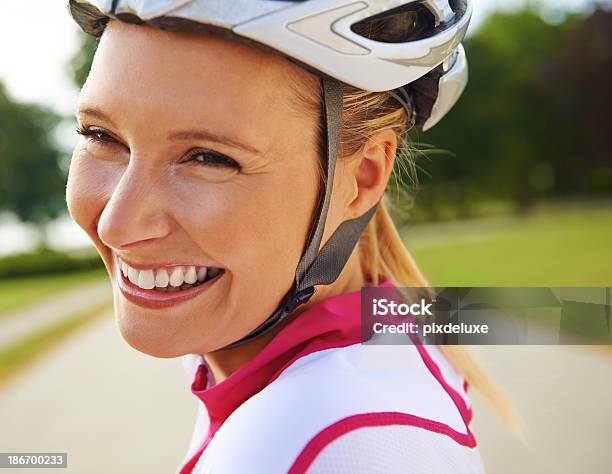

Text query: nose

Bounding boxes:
[97,160,172,250]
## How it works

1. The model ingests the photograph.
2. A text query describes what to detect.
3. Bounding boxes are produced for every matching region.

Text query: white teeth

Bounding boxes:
[197,267,207,282]
[119,258,221,291]
[128,266,139,285]
[184,266,197,285]
[169,267,185,287]
[138,270,155,290]
[155,269,169,288]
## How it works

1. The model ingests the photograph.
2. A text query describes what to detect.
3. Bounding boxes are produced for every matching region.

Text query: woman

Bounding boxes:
[66,1,510,472]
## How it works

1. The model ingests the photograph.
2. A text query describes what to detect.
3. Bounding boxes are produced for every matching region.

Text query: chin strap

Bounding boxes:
[223,78,378,349]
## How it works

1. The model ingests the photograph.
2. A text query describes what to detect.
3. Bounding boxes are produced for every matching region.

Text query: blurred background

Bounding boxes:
[0,1,610,473]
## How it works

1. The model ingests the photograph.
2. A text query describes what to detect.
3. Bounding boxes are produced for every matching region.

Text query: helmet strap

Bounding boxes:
[223,78,377,349]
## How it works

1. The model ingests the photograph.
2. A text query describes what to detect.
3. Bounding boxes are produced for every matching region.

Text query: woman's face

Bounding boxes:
[66,22,325,357]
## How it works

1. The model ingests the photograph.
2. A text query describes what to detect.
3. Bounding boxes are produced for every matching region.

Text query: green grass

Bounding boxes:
[0,269,107,317]
[0,301,112,387]
[403,204,612,286]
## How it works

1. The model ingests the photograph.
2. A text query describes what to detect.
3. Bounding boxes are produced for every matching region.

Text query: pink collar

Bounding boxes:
[180,279,393,473]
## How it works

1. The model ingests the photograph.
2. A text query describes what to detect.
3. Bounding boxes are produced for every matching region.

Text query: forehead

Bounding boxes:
[78,21,303,138]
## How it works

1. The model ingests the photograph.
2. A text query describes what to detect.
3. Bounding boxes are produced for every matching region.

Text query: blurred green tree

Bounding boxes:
[414,9,573,214]
[69,33,98,88]
[410,7,611,219]
[539,8,612,196]
[0,82,64,231]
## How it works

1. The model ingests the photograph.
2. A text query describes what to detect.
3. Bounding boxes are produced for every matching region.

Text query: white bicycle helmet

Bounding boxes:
[68,0,473,348]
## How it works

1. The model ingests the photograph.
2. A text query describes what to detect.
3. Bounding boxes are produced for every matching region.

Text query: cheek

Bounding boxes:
[66,148,120,258]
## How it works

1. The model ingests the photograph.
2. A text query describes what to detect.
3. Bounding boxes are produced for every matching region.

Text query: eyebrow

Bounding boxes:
[76,106,118,128]
[168,129,261,155]
[76,105,260,155]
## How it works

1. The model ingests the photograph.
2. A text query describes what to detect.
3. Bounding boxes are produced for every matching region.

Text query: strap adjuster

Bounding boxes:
[282,286,315,314]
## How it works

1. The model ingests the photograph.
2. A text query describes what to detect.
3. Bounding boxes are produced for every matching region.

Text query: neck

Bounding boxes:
[204,250,365,384]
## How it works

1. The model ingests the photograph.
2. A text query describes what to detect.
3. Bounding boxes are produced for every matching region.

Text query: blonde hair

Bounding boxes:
[343,85,524,437]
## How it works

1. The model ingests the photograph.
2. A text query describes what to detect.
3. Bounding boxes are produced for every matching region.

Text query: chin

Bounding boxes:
[113,304,190,359]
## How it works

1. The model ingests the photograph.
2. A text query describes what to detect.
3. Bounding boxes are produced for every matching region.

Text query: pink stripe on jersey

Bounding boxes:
[464,379,474,423]
[286,331,478,474]
[412,341,475,430]
[288,411,477,474]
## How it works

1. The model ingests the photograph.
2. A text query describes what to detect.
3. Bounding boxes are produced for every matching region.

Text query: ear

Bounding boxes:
[343,128,397,220]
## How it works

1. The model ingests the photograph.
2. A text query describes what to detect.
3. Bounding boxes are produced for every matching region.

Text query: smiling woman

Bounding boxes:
[65,1,511,473]
[68,22,324,355]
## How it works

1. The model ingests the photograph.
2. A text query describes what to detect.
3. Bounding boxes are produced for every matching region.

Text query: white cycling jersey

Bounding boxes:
[177,280,485,474]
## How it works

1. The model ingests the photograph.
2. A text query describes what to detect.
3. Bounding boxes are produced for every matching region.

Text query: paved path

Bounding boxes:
[0,280,112,350]
[0,313,197,474]
[470,345,612,474]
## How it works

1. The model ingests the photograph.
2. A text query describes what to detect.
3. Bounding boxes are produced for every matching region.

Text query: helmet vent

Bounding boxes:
[449,0,468,18]
[350,3,436,43]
